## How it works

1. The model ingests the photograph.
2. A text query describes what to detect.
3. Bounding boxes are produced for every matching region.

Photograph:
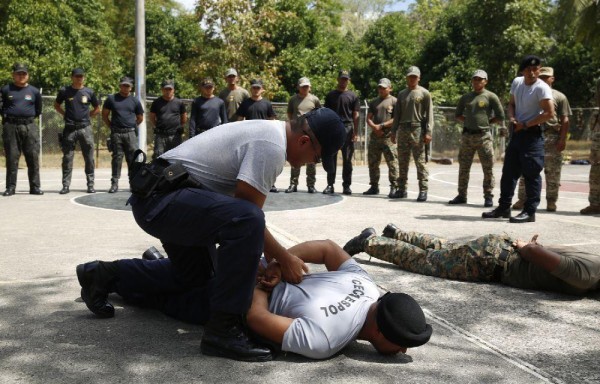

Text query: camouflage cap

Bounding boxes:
[539,67,554,77]
[472,69,488,79]
[406,66,421,77]
[12,63,28,73]
[378,78,392,88]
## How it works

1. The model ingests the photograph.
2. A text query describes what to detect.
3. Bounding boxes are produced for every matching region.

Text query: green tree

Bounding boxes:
[0,0,122,94]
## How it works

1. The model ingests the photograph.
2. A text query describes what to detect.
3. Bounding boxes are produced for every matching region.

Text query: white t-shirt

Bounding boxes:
[161,120,287,196]
[269,259,380,359]
[510,76,553,123]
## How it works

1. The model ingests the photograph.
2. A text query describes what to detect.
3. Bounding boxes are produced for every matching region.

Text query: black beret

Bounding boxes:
[304,107,346,174]
[376,293,433,348]
[519,55,542,72]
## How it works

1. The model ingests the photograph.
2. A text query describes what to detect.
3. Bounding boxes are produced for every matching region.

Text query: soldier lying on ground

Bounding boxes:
[76,239,432,360]
[344,225,600,296]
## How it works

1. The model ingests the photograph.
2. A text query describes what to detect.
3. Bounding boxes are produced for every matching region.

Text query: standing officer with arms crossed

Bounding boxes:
[363,78,399,198]
[482,55,554,223]
[54,68,100,194]
[1,63,43,196]
[149,80,187,159]
[324,69,360,195]
[102,76,144,193]
[390,66,434,202]
[285,77,321,194]
[448,69,504,207]
[512,67,571,212]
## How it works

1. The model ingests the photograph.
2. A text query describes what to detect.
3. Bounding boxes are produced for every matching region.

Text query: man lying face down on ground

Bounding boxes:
[76,239,432,360]
[344,225,600,296]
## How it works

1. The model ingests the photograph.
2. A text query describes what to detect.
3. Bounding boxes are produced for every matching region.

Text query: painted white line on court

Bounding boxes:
[268,224,566,384]
[422,309,566,384]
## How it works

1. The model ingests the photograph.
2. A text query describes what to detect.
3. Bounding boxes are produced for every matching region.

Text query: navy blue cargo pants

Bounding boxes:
[129,187,265,315]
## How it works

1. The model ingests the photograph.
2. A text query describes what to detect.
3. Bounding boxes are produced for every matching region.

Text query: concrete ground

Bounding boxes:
[0,163,598,384]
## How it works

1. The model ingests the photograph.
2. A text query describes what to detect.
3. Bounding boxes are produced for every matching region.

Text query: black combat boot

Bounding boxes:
[362,185,379,195]
[343,227,377,256]
[76,261,120,318]
[382,223,399,239]
[201,312,272,362]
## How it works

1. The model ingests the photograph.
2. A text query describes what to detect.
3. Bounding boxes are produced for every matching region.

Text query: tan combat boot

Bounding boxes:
[512,199,525,210]
[580,205,600,215]
[546,201,557,212]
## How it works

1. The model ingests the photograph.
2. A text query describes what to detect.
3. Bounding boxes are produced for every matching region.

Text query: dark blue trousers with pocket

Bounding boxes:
[498,130,545,214]
[129,187,265,315]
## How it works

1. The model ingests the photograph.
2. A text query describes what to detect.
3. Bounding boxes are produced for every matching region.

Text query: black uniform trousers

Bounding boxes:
[326,122,354,187]
[2,122,40,190]
[110,130,139,183]
[152,131,182,160]
[498,129,544,214]
[116,257,211,324]
[61,124,95,187]
[130,187,264,315]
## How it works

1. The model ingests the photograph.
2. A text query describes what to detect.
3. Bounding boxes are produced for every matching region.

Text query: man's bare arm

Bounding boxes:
[287,240,351,271]
[514,235,561,272]
[102,107,111,127]
[246,287,293,344]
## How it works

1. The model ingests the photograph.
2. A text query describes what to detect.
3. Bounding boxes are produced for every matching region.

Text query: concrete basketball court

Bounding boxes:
[1,163,598,383]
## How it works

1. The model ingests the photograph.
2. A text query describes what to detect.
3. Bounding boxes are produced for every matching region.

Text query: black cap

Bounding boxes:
[12,63,28,73]
[304,108,346,174]
[120,76,133,86]
[161,79,175,89]
[71,68,85,76]
[376,293,433,348]
[519,55,542,72]
[200,77,214,87]
[250,79,263,88]
[338,69,351,79]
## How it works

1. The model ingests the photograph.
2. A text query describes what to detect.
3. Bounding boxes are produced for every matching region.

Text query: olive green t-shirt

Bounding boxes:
[502,245,600,295]
[368,95,397,125]
[455,89,504,131]
[287,94,321,119]
[545,89,572,132]
[391,85,434,135]
[218,87,250,121]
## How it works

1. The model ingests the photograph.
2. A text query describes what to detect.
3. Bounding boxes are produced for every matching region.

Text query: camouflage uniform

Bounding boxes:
[517,88,571,205]
[364,232,515,282]
[455,89,504,200]
[367,95,398,188]
[586,79,600,207]
[392,86,434,192]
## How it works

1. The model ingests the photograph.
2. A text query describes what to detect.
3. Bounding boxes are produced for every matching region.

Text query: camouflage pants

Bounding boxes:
[396,128,428,191]
[367,134,398,187]
[589,132,600,206]
[289,163,316,187]
[517,132,563,202]
[364,231,515,282]
[457,132,494,198]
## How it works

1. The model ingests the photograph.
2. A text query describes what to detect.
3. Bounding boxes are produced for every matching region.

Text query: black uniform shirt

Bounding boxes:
[189,96,227,137]
[324,89,360,124]
[236,98,277,120]
[150,97,186,132]
[56,86,99,123]
[103,93,144,129]
[1,84,42,118]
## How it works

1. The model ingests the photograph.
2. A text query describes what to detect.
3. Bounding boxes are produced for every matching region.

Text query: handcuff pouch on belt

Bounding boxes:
[129,149,189,198]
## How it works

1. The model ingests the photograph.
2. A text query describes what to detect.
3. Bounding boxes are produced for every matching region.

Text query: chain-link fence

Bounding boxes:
[1,95,598,167]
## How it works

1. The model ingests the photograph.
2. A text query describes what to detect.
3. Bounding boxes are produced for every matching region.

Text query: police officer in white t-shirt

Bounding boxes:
[76,108,347,362]
[483,55,554,223]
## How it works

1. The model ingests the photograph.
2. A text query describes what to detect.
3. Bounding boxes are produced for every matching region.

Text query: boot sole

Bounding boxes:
[201,341,273,362]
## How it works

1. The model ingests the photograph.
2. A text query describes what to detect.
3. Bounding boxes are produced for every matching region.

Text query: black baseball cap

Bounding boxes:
[338,69,351,79]
[303,108,346,174]
[519,55,542,72]
[120,76,134,86]
[161,79,175,89]
[250,79,263,88]
[200,77,214,87]
[376,293,433,348]
[71,68,85,76]
[12,63,28,73]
